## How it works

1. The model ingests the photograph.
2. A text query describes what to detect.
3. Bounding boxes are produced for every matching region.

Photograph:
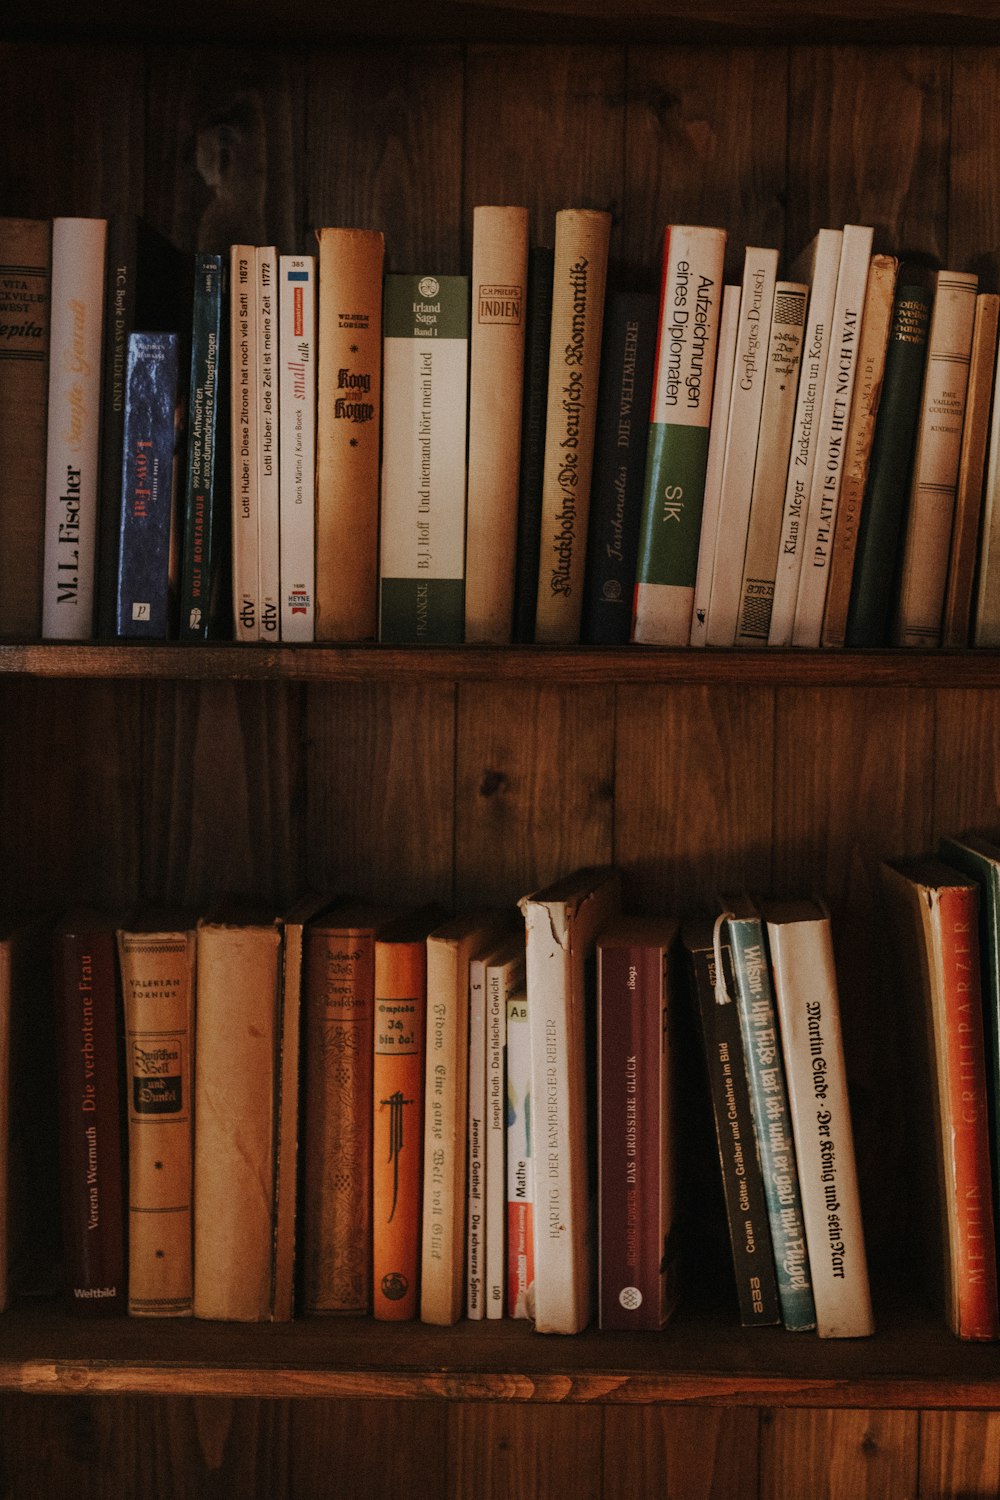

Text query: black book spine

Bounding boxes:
[512,245,554,643]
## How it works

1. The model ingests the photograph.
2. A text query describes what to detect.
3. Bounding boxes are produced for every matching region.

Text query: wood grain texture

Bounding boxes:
[949,51,1000,287]
[624,46,786,281]
[786,46,950,261]
[930,688,1000,838]
[448,1403,603,1499]
[454,683,615,905]
[761,1409,919,1499]
[307,45,464,273]
[920,1410,1000,1497]
[288,1400,448,1499]
[601,1407,760,1499]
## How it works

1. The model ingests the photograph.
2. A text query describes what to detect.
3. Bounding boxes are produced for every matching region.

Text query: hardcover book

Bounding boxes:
[114,332,181,639]
[943,293,1000,646]
[632,225,727,645]
[255,245,280,640]
[278,254,316,641]
[512,245,554,642]
[467,946,489,1318]
[379,274,469,643]
[229,246,259,641]
[506,983,534,1319]
[484,934,524,1319]
[179,253,230,640]
[690,284,740,646]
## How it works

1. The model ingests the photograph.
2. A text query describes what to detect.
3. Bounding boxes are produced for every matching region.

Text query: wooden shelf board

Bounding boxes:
[3,1298,1000,1404]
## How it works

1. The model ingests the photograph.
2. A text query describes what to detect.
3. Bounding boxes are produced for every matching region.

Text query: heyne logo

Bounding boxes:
[418,276,439,298]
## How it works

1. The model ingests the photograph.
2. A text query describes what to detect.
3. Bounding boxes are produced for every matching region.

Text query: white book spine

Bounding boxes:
[704,248,779,645]
[506,988,534,1319]
[466,955,487,1320]
[768,229,844,646]
[486,951,524,1319]
[690,285,740,646]
[278,255,316,641]
[766,909,873,1338]
[257,246,280,640]
[791,225,874,646]
[42,217,107,640]
[230,246,259,640]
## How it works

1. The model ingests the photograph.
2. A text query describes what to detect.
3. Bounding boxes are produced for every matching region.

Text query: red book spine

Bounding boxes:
[54,922,126,1313]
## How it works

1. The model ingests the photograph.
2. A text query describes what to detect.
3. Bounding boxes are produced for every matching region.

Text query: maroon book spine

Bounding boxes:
[54,917,126,1313]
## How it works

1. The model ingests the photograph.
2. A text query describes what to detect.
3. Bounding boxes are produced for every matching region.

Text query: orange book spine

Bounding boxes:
[372,938,426,1321]
[939,886,999,1340]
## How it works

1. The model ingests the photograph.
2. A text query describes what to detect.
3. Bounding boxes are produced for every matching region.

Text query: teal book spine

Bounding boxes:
[725,910,817,1331]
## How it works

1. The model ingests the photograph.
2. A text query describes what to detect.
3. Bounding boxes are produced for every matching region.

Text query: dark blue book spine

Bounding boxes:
[115,332,180,639]
[581,291,657,644]
[179,254,229,640]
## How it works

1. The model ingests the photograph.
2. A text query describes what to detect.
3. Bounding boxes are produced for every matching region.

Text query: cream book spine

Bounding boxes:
[256,245,280,640]
[690,284,740,645]
[230,245,260,640]
[465,206,530,643]
[42,216,107,640]
[534,209,612,643]
[278,255,316,641]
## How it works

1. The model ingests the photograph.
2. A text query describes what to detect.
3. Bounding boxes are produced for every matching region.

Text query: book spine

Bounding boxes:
[54,926,125,1312]
[421,942,467,1326]
[705,248,779,645]
[973,303,1000,646]
[0,218,50,638]
[766,915,873,1337]
[846,280,933,645]
[115,332,180,638]
[42,217,107,640]
[895,270,979,646]
[467,955,487,1319]
[727,915,816,1330]
[373,940,425,1320]
[278,254,316,641]
[687,935,780,1325]
[465,205,530,644]
[581,291,658,645]
[821,255,899,647]
[0,942,7,1310]
[533,209,612,643]
[792,225,874,647]
[942,293,1000,646]
[379,274,469,643]
[117,929,195,1317]
[734,281,809,646]
[179,254,229,640]
[314,228,385,642]
[632,224,727,645]
[230,246,259,640]
[690,284,740,646]
[506,987,534,1318]
[256,246,280,640]
[485,954,523,1318]
[96,216,141,640]
[512,245,554,642]
[301,924,376,1313]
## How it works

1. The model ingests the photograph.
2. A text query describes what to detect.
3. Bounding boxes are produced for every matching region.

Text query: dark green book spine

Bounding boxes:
[179,254,230,640]
[845,278,933,646]
[512,246,554,643]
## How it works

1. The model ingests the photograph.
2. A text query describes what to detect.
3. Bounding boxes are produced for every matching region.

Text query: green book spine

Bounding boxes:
[845,278,932,646]
[379,274,469,643]
[726,911,816,1332]
[632,225,726,645]
[179,254,229,640]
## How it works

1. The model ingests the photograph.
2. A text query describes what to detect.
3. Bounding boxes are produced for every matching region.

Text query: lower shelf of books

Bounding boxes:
[2,1297,1000,1406]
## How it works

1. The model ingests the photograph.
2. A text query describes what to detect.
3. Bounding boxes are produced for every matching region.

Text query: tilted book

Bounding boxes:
[763,900,874,1337]
[0,217,50,639]
[895,270,979,647]
[484,934,524,1319]
[597,916,679,1331]
[721,896,816,1331]
[512,245,554,642]
[882,859,999,1339]
[278,254,316,641]
[632,225,727,645]
[229,246,259,640]
[465,205,530,644]
[690,283,740,646]
[767,228,843,646]
[179,253,230,640]
[314,227,384,641]
[42,217,107,640]
[255,245,280,641]
[533,209,612,643]
[518,866,622,1333]
[117,914,195,1317]
[683,921,780,1326]
[974,302,1000,643]
[942,293,999,646]
[379,274,469,643]
[115,332,181,639]
[506,983,534,1319]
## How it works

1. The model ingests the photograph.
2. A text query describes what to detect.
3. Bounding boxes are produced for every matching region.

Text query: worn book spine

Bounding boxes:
[895,270,979,646]
[117,925,195,1317]
[379,274,469,643]
[821,255,899,647]
[467,953,488,1319]
[313,228,384,641]
[179,253,229,640]
[581,290,658,644]
[0,217,50,639]
[278,254,316,641]
[632,225,727,645]
[465,205,530,643]
[846,276,933,645]
[533,209,612,643]
[764,903,874,1337]
[704,247,779,646]
[973,304,1000,646]
[54,917,126,1313]
[690,284,740,646]
[685,925,780,1326]
[506,985,534,1318]
[485,941,524,1319]
[256,245,280,641]
[733,281,808,646]
[42,217,107,640]
[942,293,1000,646]
[512,245,554,642]
[115,332,180,638]
[230,245,259,640]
